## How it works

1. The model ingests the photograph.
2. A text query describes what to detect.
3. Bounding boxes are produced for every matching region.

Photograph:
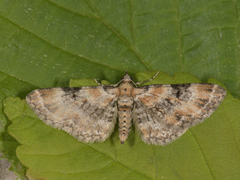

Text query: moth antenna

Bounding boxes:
[94,78,102,86]
[136,71,159,85]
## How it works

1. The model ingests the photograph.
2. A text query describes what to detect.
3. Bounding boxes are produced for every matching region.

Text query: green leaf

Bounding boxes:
[0,0,239,94]
[4,72,240,180]
[0,0,240,179]
[0,72,37,179]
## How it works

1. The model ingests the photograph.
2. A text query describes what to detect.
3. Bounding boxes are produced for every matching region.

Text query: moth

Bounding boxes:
[26,72,226,145]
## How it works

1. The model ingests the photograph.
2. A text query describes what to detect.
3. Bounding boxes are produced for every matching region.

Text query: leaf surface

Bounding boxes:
[4,72,240,180]
[0,0,240,179]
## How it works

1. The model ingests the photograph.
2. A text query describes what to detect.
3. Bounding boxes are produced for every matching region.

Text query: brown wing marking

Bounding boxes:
[26,86,118,143]
[132,84,226,145]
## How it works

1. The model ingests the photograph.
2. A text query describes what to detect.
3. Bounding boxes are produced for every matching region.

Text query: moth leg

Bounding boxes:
[94,78,120,87]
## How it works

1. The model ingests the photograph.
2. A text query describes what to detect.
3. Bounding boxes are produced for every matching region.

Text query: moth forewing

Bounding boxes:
[26,72,226,145]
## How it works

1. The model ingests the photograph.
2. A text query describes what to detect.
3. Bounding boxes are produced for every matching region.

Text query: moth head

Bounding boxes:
[122,71,133,82]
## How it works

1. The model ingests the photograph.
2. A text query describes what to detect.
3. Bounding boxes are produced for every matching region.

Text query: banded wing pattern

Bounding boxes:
[26,87,118,143]
[26,72,226,145]
[132,84,226,145]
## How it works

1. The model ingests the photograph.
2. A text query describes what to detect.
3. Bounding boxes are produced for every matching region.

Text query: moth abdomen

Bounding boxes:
[117,95,134,144]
